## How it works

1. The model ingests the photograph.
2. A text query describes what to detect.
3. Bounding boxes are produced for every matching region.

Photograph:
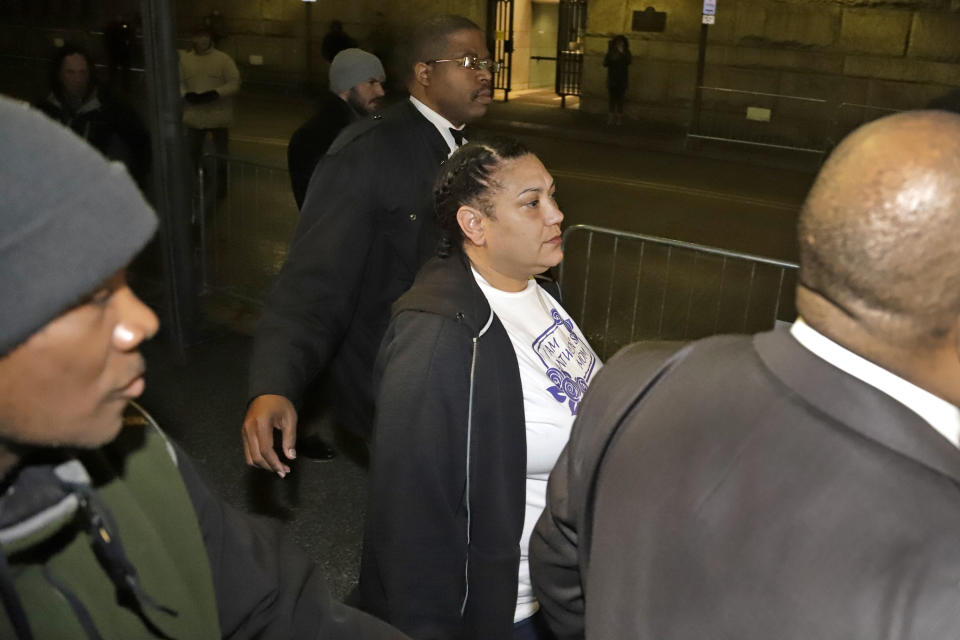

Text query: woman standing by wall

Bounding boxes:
[604,35,632,125]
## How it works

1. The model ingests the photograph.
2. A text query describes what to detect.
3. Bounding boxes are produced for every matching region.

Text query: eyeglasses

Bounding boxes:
[427,55,502,74]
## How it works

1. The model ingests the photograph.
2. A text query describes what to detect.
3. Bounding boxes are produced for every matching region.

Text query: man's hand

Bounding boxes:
[195,89,219,104]
[183,90,219,105]
[242,394,298,477]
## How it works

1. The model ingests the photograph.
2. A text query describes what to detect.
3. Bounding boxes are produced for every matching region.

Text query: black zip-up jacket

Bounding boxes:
[359,254,560,639]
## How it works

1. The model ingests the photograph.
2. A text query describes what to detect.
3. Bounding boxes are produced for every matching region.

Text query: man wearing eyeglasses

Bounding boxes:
[243,15,494,474]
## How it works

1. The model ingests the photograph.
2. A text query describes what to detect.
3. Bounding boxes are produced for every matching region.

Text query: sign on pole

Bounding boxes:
[692,0,714,136]
[702,0,716,23]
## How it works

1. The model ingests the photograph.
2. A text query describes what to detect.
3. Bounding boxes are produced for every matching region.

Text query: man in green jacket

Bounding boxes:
[0,96,409,639]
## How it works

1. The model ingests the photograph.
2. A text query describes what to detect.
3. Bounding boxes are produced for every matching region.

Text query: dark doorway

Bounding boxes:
[487,0,515,101]
[556,0,587,107]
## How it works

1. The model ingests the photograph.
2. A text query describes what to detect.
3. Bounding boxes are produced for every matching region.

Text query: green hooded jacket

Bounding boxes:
[0,403,408,640]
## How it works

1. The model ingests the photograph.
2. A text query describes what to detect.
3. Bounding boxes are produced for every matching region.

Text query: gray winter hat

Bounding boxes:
[0,96,158,355]
[329,48,385,94]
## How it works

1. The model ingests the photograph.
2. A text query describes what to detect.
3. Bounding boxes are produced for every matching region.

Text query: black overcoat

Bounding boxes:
[249,100,449,437]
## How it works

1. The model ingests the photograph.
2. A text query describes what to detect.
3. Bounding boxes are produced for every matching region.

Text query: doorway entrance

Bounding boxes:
[487,0,515,99]
[487,0,587,106]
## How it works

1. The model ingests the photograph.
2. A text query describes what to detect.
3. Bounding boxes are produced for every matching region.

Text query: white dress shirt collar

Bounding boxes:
[790,317,960,448]
[409,95,465,155]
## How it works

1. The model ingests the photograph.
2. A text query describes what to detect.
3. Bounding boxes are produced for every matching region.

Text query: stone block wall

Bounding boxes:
[0,0,489,95]
[530,2,560,89]
[584,0,960,140]
[174,0,487,87]
[512,0,534,91]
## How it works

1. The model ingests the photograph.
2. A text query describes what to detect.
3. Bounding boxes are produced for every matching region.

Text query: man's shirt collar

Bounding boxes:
[791,317,960,448]
[409,95,464,155]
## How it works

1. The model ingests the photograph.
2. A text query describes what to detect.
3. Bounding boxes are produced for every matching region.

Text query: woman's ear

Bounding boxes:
[457,205,486,247]
[414,62,431,88]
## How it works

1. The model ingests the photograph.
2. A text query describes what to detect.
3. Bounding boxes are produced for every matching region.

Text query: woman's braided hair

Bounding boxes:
[433,135,531,258]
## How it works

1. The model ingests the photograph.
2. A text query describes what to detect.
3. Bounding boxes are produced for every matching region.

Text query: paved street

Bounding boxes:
[202,91,813,322]
[225,91,812,263]
[203,91,813,358]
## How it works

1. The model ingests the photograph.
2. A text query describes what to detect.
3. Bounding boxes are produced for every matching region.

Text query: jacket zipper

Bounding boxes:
[460,309,495,616]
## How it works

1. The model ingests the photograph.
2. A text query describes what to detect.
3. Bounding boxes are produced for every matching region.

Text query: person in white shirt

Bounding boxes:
[359,137,600,640]
[178,25,240,196]
[531,109,960,640]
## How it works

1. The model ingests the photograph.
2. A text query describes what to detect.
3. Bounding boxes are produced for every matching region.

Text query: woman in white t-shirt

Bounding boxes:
[358,137,601,640]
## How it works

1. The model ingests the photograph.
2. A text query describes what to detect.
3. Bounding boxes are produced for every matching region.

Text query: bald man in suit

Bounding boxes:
[531,110,960,640]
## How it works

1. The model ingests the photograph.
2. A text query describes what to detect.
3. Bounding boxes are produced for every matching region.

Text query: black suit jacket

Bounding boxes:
[531,329,960,639]
[250,100,450,437]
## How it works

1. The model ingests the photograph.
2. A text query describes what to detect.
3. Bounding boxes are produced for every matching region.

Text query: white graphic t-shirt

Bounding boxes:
[472,268,602,622]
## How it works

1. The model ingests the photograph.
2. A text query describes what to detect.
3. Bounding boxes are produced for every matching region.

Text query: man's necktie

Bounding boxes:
[449,128,465,147]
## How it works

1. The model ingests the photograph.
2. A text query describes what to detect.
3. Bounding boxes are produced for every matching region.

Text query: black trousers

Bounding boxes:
[608,86,627,114]
[187,127,229,198]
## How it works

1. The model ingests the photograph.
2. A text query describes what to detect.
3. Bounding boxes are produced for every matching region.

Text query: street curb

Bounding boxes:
[478,117,821,174]
[478,118,681,154]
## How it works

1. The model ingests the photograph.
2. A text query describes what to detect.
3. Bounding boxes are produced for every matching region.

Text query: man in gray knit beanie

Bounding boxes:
[329,48,386,112]
[0,95,410,639]
[287,48,386,210]
[285,48,387,457]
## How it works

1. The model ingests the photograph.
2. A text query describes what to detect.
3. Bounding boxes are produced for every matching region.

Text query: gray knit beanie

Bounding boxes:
[329,48,385,94]
[0,96,158,355]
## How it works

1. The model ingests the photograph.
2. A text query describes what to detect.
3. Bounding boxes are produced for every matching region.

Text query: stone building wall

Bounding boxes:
[0,1,487,89]
[584,0,960,138]
[173,0,487,87]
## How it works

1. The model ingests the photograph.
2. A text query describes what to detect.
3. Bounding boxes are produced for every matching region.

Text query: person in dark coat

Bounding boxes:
[602,35,631,125]
[288,48,385,210]
[321,20,358,63]
[242,15,494,476]
[36,44,150,187]
[0,96,409,640]
[360,138,599,640]
[530,110,960,639]
[286,49,385,460]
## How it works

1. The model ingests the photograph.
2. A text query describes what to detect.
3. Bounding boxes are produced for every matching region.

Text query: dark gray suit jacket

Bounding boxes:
[249,100,450,437]
[531,329,960,639]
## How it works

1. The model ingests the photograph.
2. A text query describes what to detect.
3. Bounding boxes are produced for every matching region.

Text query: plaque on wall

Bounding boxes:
[632,7,667,32]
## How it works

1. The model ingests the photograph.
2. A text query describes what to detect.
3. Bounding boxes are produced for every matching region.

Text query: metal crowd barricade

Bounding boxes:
[196,153,298,305]
[558,225,799,360]
[829,102,902,151]
[687,87,830,155]
[194,158,801,355]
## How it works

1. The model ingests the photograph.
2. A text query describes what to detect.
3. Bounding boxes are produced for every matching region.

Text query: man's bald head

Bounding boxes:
[799,110,960,346]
